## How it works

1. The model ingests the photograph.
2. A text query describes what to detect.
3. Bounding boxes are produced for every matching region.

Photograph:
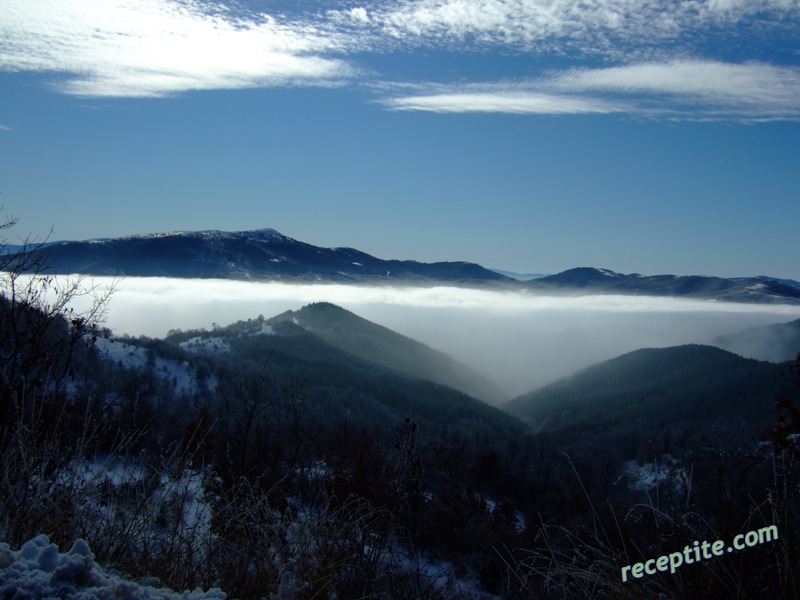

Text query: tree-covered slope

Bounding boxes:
[506,344,792,432]
[267,302,505,403]
[166,308,522,437]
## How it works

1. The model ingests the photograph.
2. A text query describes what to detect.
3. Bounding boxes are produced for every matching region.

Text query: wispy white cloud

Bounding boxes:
[368,0,652,51]
[707,0,800,14]
[361,0,799,53]
[380,60,800,120]
[1,0,354,97]
[381,85,624,114]
[0,125,12,131]
[1,0,798,120]
[551,60,800,119]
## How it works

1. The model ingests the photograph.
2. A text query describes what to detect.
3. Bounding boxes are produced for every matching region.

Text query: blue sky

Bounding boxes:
[1,0,799,279]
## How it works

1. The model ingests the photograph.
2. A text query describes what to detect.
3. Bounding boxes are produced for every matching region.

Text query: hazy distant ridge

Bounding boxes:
[715,318,800,363]
[527,267,800,304]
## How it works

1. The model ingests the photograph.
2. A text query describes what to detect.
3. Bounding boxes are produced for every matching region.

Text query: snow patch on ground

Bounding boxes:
[74,455,148,487]
[0,534,226,600]
[474,494,526,532]
[67,456,215,547]
[483,497,497,515]
[625,455,689,492]
[514,511,527,534]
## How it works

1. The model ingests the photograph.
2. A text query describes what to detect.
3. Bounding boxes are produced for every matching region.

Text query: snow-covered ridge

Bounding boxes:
[0,535,226,600]
[67,228,290,245]
[597,268,624,278]
[132,228,288,242]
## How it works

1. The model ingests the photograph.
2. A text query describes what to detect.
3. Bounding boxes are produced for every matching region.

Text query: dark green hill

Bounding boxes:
[167,308,521,436]
[266,302,505,403]
[505,344,791,432]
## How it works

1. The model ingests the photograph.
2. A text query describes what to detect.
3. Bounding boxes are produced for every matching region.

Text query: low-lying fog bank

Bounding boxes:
[50,276,800,398]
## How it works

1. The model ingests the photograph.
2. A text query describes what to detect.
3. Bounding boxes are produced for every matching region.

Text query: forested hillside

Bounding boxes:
[266,302,505,403]
[507,344,792,432]
[2,232,799,599]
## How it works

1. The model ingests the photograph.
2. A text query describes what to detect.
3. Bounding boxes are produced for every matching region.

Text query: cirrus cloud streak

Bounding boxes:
[1,0,799,120]
[381,60,800,120]
[381,89,624,114]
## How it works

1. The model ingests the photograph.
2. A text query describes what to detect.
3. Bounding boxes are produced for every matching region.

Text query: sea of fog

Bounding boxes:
[45,276,800,398]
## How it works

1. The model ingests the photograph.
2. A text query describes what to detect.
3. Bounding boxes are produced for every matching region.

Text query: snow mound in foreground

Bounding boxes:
[0,534,225,600]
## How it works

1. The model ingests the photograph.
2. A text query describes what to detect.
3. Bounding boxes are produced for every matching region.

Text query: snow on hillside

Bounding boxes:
[94,337,208,396]
[177,323,275,355]
[0,534,226,600]
[252,323,275,336]
[179,336,231,355]
[111,228,286,243]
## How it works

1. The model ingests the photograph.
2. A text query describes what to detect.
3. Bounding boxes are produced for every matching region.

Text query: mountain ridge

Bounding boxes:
[22,228,510,285]
[266,301,506,403]
[528,266,800,304]
[161,303,522,433]
[10,229,800,303]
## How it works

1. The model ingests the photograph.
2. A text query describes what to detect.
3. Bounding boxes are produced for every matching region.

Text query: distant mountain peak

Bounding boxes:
[30,228,508,284]
[266,301,506,403]
[538,267,626,287]
[21,228,800,304]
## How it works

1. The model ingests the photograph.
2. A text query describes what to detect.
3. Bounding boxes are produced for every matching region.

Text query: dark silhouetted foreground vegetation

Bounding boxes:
[2,218,798,599]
